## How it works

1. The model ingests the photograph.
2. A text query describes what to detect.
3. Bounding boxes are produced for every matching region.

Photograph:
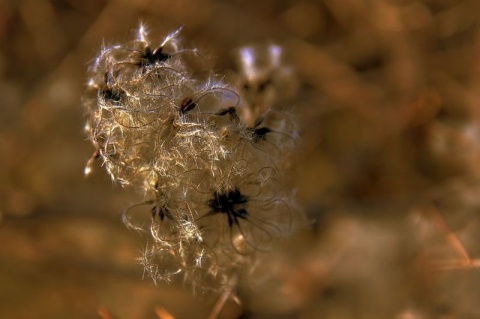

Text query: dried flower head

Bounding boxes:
[83,24,305,293]
[235,44,299,125]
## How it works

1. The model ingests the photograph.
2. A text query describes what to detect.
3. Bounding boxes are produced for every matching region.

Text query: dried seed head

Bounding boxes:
[235,44,300,125]
[83,24,305,292]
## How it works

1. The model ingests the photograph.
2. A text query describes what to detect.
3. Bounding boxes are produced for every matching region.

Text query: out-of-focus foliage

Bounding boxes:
[1,0,480,318]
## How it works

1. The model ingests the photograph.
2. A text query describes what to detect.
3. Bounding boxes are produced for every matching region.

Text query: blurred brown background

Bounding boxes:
[2,0,480,318]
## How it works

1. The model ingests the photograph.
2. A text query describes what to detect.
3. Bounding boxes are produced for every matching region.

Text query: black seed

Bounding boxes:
[252,127,271,142]
[208,188,249,227]
[151,205,172,221]
[216,107,238,120]
[257,79,272,92]
[180,97,197,114]
[100,72,124,103]
[139,46,171,67]
[100,88,124,103]
[251,115,271,142]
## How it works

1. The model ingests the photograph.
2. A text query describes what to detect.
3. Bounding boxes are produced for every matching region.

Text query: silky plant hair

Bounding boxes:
[83,24,305,292]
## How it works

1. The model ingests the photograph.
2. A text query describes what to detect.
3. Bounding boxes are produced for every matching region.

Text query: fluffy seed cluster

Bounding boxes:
[83,25,303,291]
